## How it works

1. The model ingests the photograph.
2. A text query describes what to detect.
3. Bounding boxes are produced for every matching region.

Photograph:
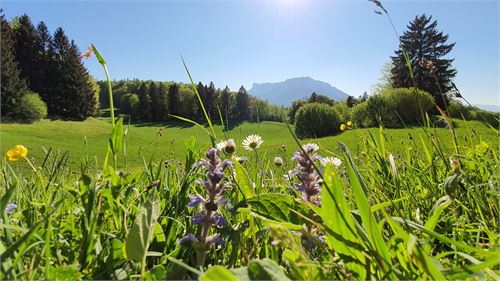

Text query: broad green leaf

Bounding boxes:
[46,265,82,280]
[125,190,160,262]
[200,266,238,281]
[91,44,106,65]
[321,165,367,280]
[109,118,124,155]
[230,259,291,281]
[234,160,254,199]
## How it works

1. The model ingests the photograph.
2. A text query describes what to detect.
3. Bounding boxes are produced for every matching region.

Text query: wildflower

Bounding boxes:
[320,156,342,167]
[180,148,233,264]
[302,143,319,153]
[216,139,236,155]
[290,144,322,204]
[242,134,263,151]
[232,155,247,164]
[449,157,460,172]
[5,203,17,215]
[274,156,283,167]
[80,45,93,59]
[347,120,353,126]
[340,124,347,131]
[6,145,28,161]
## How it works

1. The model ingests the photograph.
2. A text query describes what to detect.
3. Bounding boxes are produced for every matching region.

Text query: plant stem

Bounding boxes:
[103,63,115,128]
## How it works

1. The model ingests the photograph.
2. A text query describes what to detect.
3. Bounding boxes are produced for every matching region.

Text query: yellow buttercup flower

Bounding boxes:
[346,120,353,126]
[340,124,347,131]
[6,145,28,161]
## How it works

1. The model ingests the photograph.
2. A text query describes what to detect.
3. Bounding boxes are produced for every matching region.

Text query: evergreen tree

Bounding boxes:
[220,86,231,120]
[206,82,217,119]
[149,81,162,121]
[196,82,207,122]
[158,83,169,121]
[12,14,42,91]
[137,82,151,121]
[1,12,28,116]
[50,28,96,119]
[34,21,53,101]
[236,86,249,120]
[167,83,179,117]
[390,14,457,110]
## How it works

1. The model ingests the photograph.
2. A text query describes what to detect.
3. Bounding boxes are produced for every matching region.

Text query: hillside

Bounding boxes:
[249,77,349,106]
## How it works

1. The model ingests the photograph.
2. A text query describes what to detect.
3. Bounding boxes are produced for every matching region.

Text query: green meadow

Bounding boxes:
[1,118,496,172]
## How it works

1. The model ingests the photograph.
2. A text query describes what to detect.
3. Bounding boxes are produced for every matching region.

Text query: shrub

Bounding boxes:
[13,92,48,123]
[366,93,395,126]
[333,102,352,121]
[384,87,434,124]
[352,102,376,128]
[469,109,500,128]
[294,103,341,138]
[448,100,472,119]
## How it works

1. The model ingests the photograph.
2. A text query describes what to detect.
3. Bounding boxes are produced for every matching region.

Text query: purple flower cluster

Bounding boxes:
[179,148,233,252]
[290,143,323,206]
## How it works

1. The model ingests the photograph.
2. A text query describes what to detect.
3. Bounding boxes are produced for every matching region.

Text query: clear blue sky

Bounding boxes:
[3,0,499,105]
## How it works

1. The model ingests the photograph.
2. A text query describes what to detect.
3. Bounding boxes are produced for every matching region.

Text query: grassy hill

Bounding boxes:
[1,117,497,172]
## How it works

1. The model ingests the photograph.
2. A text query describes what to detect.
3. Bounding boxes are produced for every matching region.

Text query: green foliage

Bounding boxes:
[12,92,48,122]
[294,103,341,138]
[0,13,28,116]
[351,102,375,128]
[352,88,433,127]
[288,100,305,124]
[332,102,352,121]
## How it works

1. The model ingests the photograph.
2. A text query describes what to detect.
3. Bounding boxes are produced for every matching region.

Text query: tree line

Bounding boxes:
[1,12,99,121]
[98,79,287,125]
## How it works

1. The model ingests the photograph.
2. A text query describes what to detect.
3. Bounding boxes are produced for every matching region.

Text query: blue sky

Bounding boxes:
[3,0,499,105]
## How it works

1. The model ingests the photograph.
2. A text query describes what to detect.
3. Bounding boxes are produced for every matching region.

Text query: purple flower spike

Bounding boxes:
[207,234,225,249]
[216,196,232,209]
[188,194,205,207]
[5,203,17,215]
[212,214,226,228]
[192,213,204,224]
[178,233,199,245]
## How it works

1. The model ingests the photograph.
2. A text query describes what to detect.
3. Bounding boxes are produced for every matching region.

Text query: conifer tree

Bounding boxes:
[196,82,206,122]
[220,86,230,120]
[50,28,96,119]
[206,82,217,119]
[137,82,151,121]
[167,83,179,117]
[33,21,53,101]
[158,83,169,121]
[1,12,28,116]
[149,81,161,121]
[12,14,42,91]
[390,14,457,110]
[236,86,249,120]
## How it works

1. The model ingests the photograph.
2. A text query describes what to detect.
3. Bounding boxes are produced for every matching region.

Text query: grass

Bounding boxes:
[1,117,497,172]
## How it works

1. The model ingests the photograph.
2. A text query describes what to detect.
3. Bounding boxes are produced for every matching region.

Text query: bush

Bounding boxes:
[384,87,434,124]
[469,109,500,128]
[333,102,352,122]
[366,94,395,125]
[294,103,341,138]
[448,100,472,119]
[352,102,376,128]
[13,92,48,123]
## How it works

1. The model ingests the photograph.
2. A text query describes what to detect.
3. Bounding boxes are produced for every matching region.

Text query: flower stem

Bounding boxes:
[102,64,115,128]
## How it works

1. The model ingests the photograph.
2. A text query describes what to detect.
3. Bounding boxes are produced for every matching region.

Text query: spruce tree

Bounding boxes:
[167,83,179,117]
[12,14,43,92]
[206,82,217,120]
[236,86,249,120]
[220,86,230,120]
[137,82,151,121]
[390,14,457,110]
[158,83,169,121]
[196,82,206,122]
[33,21,53,101]
[50,28,96,119]
[1,12,28,116]
[149,81,161,121]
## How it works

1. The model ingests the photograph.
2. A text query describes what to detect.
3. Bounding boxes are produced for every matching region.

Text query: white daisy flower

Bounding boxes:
[242,134,263,151]
[216,139,236,155]
[302,143,319,153]
[320,156,342,167]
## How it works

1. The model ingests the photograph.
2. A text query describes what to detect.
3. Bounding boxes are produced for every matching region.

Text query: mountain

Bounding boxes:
[249,77,349,106]
[473,104,500,112]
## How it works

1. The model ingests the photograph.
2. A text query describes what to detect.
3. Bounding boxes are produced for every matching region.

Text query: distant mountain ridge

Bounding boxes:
[473,104,500,113]
[249,77,349,106]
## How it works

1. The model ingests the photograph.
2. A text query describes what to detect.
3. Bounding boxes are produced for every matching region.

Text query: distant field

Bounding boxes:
[1,117,497,172]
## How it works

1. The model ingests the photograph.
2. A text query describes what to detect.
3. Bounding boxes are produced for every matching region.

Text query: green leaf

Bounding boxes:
[199,266,238,281]
[243,193,304,223]
[125,190,160,262]
[230,259,291,281]
[321,165,367,280]
[234,160,254,199]
[109,118,124,155]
